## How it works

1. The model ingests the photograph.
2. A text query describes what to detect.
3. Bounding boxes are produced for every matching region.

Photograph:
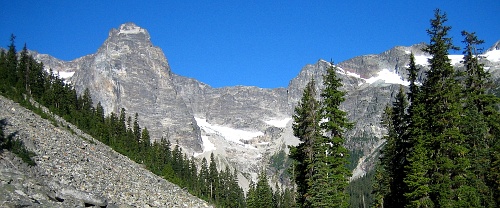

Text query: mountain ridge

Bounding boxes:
[29,22,500,188]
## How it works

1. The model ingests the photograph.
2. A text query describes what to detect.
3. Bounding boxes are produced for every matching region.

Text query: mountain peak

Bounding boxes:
[108,23,151,42]
[487,40,500,52]
[118,22,147,34]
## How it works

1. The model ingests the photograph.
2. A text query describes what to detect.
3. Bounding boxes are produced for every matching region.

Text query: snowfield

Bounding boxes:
[414,54,464,66]
[364,68,409,86]
[58,71,76,79]
[194,117,264,145]
[484,49,500,62]
[264,117,292,128]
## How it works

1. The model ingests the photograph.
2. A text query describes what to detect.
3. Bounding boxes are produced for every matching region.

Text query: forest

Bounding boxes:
[1,8,499,208]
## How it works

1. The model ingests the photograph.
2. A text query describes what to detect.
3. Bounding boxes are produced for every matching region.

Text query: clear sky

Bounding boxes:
[1,1,499,88]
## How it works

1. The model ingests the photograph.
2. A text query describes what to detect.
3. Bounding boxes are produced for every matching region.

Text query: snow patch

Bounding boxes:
[195,117,264,146]
[201,136,216,152]
[337,67,361,79]
[414,55,431,66]
[43,68,75,80]
[365,68,409,86]
[264,118,292,128]
[404,50,411,54]
[415,54,464,66]
[193,135,216,157]
[484,49,500,62]
[448,55,464,65]
[58,71,75,79]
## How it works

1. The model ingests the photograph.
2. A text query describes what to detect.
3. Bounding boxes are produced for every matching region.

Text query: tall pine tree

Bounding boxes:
[289,79,320,207]
[311,63,352,207]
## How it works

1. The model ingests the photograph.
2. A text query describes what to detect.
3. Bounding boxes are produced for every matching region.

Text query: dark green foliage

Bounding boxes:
[310,63,352,208]
[0,119,36,166]
[247,170,274,208]
[289,63,354,207]
[348,170,374,208]
[373,9,500,208]
[269,149,293,184]
[375,87,410,207]
[289,79,321,207]
[346,148,363,172]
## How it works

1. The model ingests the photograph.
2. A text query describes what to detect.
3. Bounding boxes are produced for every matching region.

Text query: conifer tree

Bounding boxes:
[460,31,500,207]
[289,79,320,207]
[310,63,352,207]
[255,170,274,207]
[5,34,18,88]
[198,157,209,198]
[208,153,219,202]
[247,180,257,208]
[16,44,29,94]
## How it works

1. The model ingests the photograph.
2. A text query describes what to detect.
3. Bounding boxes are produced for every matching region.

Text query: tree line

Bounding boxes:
[373,9,500,207]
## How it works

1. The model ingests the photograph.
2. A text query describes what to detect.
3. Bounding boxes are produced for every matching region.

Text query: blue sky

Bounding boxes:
[1,1,499,88]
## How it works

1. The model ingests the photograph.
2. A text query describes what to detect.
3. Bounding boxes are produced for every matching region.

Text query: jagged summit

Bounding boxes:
[118,22,147,34]
[107,22,151,43]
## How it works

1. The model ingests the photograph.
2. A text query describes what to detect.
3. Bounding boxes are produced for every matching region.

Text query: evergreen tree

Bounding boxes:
[281,186,296,208]
[255,170,274,208]
[375,87,410,207]
[460,31,500,207]
[208,152,219,202]
[247,180,257,208]
[289,79,320,207]
[16,44,29,94]
[198,157,209,199]
[5,34,18,88]
[310,63,352,207]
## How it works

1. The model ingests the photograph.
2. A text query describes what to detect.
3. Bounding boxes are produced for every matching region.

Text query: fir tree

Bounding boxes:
[208,152,219,202]
[376,87,410,207]
[255,170,274,208]
[460,31,500,207]
[289,79,320,207]
[310,63,352,207]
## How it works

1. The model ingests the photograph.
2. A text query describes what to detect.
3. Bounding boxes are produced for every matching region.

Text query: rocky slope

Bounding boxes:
[0,95,212,207]
[31,23,500,187]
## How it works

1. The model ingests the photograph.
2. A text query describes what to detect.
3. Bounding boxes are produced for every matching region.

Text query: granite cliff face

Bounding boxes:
[38,23,202,152]
[33,23,500,186]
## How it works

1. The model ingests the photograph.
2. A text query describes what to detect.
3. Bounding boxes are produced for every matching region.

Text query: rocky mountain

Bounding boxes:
[33,23,202,153]
[32,23,500,187]
[0,95,212,207]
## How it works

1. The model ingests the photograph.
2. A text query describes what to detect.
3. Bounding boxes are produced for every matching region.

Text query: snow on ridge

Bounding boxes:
[264,117,292,128]
[414,54,464,66]
[414,55,431,66]
[448,55,464,65]
[194,117,264,146]
[58,71,75,79]
[364,68,409,86]
[43,67,75,79]
[484,49,500,62]
[194,135,216,157]
[337,67,361,79]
